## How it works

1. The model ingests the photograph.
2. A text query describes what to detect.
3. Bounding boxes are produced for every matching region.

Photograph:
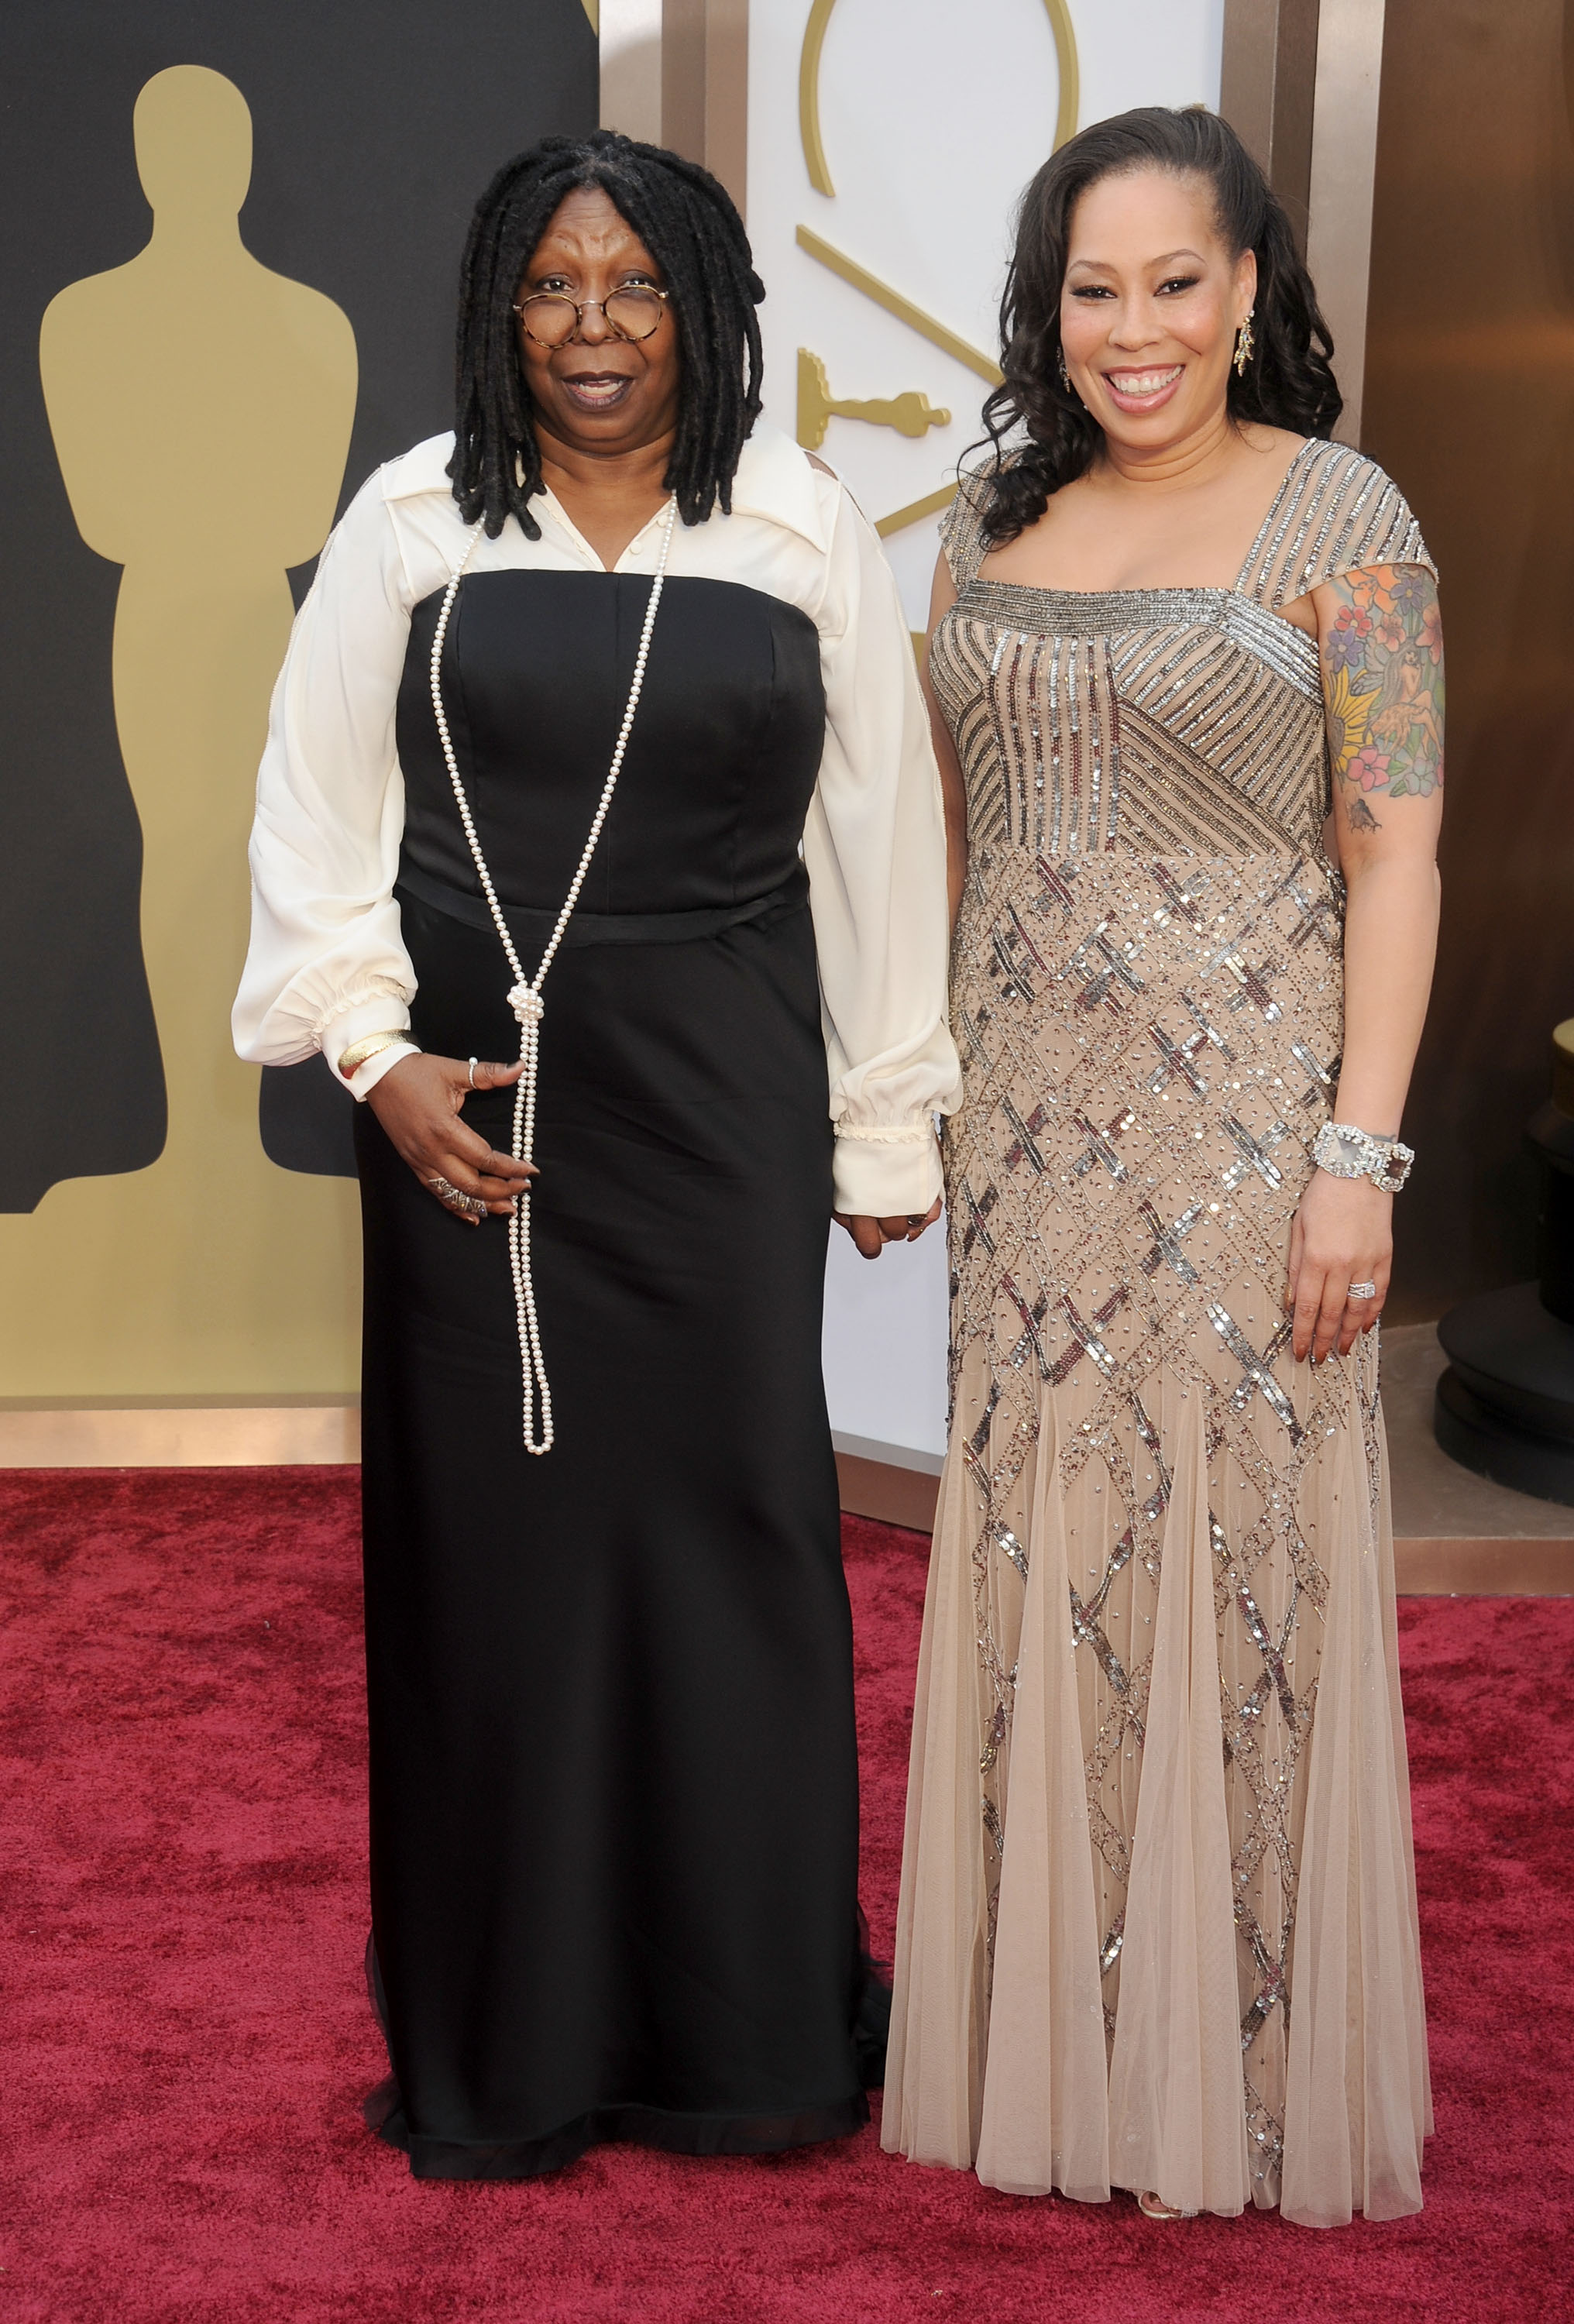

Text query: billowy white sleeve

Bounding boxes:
[231,468,420,1097]
[803,485,962,1215]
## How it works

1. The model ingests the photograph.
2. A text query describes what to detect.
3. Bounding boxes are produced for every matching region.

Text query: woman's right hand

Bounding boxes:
[366,1052,535,1224]
[834,1197,943,1259]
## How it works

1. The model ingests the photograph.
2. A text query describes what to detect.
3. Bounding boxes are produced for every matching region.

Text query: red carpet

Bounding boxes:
[1,1469,1569,2322]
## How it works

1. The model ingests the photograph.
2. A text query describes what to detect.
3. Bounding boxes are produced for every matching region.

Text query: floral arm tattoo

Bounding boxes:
[1321,564,1445,834]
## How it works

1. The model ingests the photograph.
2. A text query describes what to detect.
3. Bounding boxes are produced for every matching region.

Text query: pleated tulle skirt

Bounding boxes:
[882,1314,1431,2229]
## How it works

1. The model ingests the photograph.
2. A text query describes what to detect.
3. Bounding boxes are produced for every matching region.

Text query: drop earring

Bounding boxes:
[1233,310,1256,375]
[1058,350,1073,394]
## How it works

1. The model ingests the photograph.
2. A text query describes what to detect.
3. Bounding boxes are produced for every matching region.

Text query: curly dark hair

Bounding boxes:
[450,130,765,539]
[975,105,1342,545]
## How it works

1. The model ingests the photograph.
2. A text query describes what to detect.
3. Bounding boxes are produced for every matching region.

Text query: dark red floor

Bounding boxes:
[1,1468,1569,2321]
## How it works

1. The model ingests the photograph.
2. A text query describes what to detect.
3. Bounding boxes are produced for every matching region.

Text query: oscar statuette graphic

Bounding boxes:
[0,65,362,1395]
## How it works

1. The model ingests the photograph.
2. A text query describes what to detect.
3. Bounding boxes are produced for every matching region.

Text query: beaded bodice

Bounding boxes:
[930,438,1433,865]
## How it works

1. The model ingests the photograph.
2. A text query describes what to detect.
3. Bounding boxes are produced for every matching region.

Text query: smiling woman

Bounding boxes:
[232,130,961,2180]
[885,106,1440,2231]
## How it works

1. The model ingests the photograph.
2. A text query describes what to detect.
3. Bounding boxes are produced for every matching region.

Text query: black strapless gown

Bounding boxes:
[353,569,875,2178]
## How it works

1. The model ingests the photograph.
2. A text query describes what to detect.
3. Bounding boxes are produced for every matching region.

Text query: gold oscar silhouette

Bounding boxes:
[795,349,949,449]
[0,65,362,1397]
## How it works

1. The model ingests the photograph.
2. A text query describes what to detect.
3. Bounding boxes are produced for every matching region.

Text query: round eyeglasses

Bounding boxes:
[513,287,670,348]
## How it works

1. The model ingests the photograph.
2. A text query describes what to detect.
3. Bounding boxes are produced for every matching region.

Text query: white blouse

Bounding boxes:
[232,419,961,1215]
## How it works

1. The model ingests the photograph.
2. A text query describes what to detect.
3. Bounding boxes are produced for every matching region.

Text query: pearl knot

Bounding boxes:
[508,983,545,1026]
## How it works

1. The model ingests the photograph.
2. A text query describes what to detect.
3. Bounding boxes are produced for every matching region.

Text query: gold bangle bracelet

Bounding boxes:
[336,1030,416,1078]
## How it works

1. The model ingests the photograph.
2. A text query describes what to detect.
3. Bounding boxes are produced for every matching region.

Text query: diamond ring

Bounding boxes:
[1347,1281,1378,1301]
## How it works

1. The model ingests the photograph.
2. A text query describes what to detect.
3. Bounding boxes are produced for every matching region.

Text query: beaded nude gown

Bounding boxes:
[883,440,1433,2228]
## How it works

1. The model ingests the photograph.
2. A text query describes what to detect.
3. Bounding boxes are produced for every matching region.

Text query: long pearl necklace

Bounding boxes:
[428,496,679,1454]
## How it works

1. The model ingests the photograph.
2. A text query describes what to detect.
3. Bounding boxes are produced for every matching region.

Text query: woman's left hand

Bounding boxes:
[835,1198,943,1260]
[1286,1170,1392,1362]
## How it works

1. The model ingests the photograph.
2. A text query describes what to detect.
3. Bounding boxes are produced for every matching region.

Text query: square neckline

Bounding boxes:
[964,436,1320,636]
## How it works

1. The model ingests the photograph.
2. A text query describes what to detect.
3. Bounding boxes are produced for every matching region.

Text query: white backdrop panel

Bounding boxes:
[746,0,1224,1459]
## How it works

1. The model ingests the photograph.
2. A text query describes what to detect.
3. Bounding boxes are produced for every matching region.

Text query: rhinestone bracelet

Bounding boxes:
[1311,1120,1414,1193]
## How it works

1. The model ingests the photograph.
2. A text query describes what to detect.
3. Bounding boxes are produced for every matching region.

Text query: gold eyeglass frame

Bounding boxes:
[511,287,672,346]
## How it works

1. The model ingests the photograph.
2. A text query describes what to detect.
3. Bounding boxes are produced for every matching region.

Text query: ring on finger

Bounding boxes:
[428,1174,486,1220]
[468,1057,479,1088]
[1347,1281,1378,1301]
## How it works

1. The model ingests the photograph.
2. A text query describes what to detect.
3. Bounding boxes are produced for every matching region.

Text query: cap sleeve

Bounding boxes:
[938,466,995,589]
[1238,440,1436,610]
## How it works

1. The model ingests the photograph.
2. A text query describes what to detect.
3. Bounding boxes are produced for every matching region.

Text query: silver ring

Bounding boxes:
[1347,1281,1378,1301]
[468,1057,479,1088]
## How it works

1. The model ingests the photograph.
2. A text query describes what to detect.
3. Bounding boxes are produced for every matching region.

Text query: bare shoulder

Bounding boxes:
[1239,421,1309,466]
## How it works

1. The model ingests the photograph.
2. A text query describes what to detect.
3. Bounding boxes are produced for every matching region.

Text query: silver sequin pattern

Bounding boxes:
[927,439,1433,2205]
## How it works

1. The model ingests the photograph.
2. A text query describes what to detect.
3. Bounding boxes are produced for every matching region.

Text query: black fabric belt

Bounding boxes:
[395,860,809,951]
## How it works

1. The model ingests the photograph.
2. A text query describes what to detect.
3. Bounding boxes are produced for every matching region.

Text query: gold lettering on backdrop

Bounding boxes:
[796,349,949,449]
[876,484,963,541]
[799,0,1079,199]
[795,0,1080,534]
[0,66,363,1397]
[794,228,1002,387]
[798,0,839,195]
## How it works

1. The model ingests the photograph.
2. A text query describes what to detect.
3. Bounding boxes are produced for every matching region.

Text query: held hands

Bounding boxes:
[369,1066,1387,1341]
[1286,1167,1392,1362]
[834,1198,943,1260]
[366,1052,535,1225]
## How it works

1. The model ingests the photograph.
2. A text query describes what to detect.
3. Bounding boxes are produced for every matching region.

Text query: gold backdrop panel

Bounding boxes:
[0,65,362,1397]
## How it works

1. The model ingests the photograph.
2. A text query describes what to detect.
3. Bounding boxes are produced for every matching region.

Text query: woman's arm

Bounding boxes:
[804,484,963,1257]
[232,469,420,1092]
[1288,562,1445,1360]
[923,552,969,926]
[233,466,530,1222]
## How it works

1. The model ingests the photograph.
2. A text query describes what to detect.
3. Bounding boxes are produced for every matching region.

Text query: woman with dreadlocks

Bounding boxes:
[233,133,959,2178]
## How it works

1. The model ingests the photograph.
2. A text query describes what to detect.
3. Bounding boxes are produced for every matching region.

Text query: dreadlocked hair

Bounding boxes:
[975,105,1342,546]
[450,129,765,539]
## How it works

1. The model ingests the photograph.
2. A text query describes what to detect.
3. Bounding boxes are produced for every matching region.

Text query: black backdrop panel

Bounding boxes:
[0,1,596,1205]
